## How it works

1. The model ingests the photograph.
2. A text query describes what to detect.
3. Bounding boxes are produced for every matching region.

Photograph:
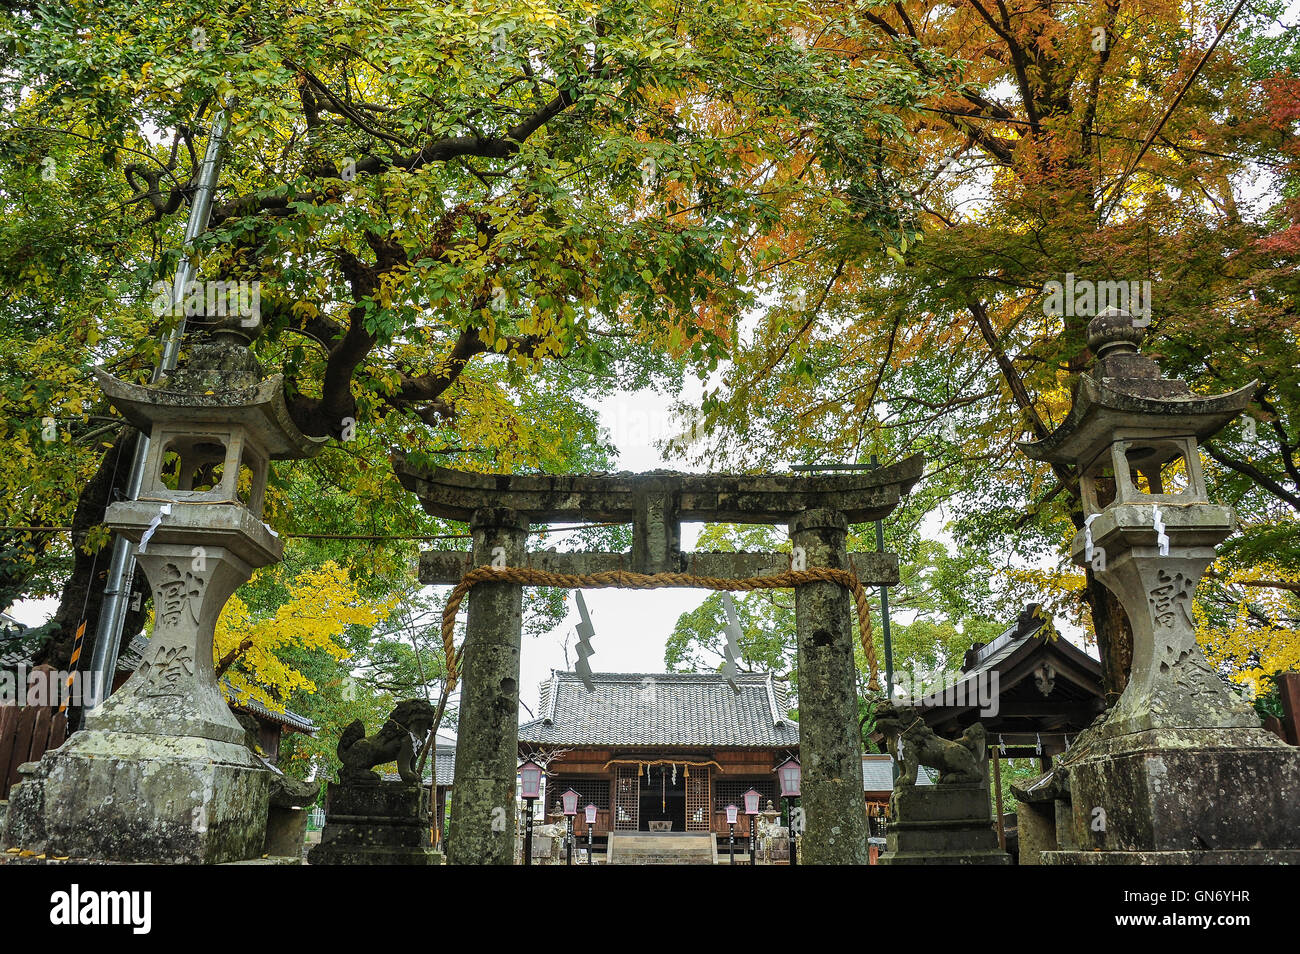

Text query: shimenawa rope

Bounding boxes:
[440,564,879,690]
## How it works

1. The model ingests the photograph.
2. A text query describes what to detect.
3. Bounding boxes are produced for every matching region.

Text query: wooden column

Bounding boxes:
[992,753,1006,851]
[790,508,869,864]
[1280,672,1300,746]
[447,507,528,865]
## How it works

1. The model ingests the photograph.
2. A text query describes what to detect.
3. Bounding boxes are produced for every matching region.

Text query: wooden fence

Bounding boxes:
[0,704,68,800]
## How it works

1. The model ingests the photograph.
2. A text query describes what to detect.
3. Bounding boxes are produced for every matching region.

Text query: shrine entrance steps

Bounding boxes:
[606,832,718,865]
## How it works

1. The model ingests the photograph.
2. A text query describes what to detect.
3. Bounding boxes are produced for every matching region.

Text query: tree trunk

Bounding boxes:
[33,430,150,675]
[1083,569,1131,705]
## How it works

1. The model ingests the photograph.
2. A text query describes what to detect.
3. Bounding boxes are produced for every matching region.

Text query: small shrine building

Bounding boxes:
[519,670,799,845]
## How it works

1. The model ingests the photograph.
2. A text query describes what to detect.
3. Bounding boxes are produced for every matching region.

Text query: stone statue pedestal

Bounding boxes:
[309,781,443,865]
[877,783,1009,865]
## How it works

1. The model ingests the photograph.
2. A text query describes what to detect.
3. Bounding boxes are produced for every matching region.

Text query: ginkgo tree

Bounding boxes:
[213,560,395,715]
[1197,560,1300,697]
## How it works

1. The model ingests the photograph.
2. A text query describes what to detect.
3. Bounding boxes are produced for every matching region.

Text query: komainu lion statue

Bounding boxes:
[875,703,987,785]
[337,699,437,783]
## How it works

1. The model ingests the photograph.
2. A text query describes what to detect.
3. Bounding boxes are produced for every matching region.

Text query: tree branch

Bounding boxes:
[1203,441,1300,510]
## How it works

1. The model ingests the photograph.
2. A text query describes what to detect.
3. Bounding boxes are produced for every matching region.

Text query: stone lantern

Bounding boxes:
[1018,310,1300,862]
[2,320,324,863]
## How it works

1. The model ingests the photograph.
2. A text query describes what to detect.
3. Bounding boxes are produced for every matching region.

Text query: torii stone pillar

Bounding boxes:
[446,508,528,866]
[396,456,925,865]
[791,509,870,864]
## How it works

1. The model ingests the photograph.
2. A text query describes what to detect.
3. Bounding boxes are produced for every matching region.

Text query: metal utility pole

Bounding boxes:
[790,458,898,780]
[87,104,233,705]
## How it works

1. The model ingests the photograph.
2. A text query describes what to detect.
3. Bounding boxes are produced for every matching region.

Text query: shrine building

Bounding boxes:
[519,670,799,846]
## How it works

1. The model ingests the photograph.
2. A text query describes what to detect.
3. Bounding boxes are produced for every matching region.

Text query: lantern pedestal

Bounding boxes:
[2,513,286,863]
[0,328,325,864]
[1,539,276,863]
[1070,517,1258,741]
[1049,477,1300,862]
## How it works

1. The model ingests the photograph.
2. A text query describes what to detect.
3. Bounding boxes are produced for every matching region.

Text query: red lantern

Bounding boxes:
[725,804,739,825]
[777,757,801,798]
[584,803,598,825]
[743,789,761,815]
[519,761,542,800]
[562,788,580,816]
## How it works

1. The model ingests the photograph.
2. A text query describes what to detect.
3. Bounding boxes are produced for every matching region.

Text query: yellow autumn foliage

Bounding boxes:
[1196,560,1300,696]
[214,561,396,714]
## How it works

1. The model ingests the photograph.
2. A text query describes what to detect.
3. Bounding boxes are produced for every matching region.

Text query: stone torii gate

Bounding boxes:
[395,456,924,865]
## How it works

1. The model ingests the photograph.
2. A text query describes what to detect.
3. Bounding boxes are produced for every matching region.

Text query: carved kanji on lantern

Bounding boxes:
[154,563,205,631]
[139,643,197,698]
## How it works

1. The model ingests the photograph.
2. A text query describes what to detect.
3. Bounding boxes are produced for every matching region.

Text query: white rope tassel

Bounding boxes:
[1152,505,1169,555]
[998,734,1007,756]
[137,503,172,553]
[1035,732,1043,755]
[1083,513,1101,563]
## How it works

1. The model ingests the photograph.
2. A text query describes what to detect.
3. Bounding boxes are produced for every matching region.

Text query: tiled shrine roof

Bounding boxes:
[520,670,798,748]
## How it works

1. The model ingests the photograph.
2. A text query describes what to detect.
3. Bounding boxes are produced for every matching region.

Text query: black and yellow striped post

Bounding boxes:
[58,621,87,715]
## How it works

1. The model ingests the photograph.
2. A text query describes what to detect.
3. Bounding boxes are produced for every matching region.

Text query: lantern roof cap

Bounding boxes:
[95,368,325,461]
[95,333,325,460]
[1019,310,1254,467]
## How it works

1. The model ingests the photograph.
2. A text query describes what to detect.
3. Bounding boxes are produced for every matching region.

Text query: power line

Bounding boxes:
[0,522,623,542]
[1100,0,1253,221]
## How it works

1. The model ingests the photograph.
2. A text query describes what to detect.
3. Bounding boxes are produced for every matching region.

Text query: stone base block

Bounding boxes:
[1064,729,1300,852]
[323,778,427,821]
[1,730,271,864]
[264,807,307,859]
[878,782,1009,865]
[308,780,440,865]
